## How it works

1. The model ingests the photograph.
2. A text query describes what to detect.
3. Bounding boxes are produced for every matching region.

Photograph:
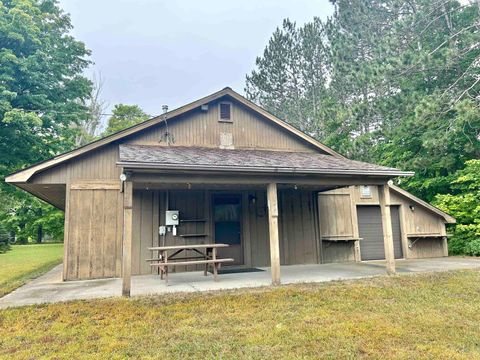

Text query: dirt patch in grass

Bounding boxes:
[1,269,480,359]
[0,244,63,297]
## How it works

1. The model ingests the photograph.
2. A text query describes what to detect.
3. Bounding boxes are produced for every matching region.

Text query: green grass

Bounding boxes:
[0,244,63,297]
[1,270,480,359]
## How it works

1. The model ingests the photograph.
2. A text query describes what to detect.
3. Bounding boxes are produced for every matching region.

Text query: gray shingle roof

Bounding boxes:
[118,145,411,177]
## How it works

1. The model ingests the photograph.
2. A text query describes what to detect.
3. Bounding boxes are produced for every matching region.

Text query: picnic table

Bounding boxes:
[147,244,234,283]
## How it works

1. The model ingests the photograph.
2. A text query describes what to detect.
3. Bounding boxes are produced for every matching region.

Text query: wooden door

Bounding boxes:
[64,181,123,280]
[213,194,244,265]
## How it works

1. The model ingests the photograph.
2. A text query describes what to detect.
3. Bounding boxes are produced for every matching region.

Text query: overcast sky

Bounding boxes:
[59,0,334,118]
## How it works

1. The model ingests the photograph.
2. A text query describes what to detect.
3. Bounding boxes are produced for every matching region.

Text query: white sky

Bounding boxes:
[59,0,334,117]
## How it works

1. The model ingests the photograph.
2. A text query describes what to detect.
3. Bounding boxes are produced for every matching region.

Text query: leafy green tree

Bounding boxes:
[434,160,480,255]
[0,0,92,243]
[0,221,11,253]
[246,0,479,203]
[245,18,330,138]
[104,104,149,136]
[372,0,480,199]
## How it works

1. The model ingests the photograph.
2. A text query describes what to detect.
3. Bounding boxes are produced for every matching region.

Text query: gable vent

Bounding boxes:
[219,102,231,121]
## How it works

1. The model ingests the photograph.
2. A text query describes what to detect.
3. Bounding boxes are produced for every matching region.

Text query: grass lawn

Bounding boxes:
[1,270,480,359]
[0,243,63,298]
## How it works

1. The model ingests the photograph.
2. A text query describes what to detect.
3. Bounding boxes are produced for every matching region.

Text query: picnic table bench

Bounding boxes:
[147,244,234,283]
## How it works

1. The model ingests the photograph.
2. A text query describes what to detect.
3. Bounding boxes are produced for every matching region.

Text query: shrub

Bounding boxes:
[0,222,11,253]
[434,160,480,256]
[447,224,480,256]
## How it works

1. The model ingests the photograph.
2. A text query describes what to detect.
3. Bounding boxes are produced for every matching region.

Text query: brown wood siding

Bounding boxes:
[319,186,448,262]
[31,144,120,184]
[391,191,446,259]
[246,190,270,267]
[322,242,356,263]
[130,188,320,275]
[318,189,355,239]
[130,190,161,275]
[124,100,316,152]
[279,190,318,265]
[132,189,212,274]
[407,238,445,258]
[64,182,123,280]
[317,189,357,263]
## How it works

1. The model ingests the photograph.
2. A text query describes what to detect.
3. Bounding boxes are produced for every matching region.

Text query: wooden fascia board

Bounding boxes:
[390,184,456,224]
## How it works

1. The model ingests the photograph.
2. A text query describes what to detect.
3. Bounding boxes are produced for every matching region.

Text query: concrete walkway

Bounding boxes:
[1,257,480,309]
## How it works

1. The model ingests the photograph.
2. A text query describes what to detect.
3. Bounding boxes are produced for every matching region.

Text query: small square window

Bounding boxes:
[219,102,231,121]
[360,185,372,198]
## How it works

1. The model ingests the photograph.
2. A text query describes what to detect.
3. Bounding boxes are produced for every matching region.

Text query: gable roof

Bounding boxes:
[6,87,344,183]
[118,145,412,177]
[390,184,456,224]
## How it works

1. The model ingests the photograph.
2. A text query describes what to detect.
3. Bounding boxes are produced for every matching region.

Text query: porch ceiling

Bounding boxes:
[17,183,66,210]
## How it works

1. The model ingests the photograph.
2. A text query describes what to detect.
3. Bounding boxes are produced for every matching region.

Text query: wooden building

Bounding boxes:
[6,88,454,296]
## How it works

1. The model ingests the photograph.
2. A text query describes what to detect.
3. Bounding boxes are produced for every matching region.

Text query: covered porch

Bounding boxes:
[120,171,400,296]
[118,145,412,296]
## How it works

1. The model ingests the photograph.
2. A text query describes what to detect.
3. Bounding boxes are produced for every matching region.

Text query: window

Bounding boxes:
[360,185,372,198]
[219,102,232,121]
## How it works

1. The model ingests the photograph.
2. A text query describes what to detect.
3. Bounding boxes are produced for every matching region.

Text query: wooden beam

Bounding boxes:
[131,172,390,187]
[70,180,121,190]
[267,183,281,285]
[122,181,133,296]
[378,184,395,274]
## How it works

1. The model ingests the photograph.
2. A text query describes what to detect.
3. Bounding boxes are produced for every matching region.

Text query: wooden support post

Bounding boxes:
[122,181,133,297]
[350,187,361,262]
[440,221,449,257]
[442,237,449,257]
[353,240,361,262]
[378,184,395,274]
[62,181,71,281]
[267,183,281,285]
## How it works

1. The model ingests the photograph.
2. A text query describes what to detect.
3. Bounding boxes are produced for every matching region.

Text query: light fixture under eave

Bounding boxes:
[119,173,127,182]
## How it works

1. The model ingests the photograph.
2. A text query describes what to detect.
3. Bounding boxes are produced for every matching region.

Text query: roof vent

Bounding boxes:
[219,102,232,121]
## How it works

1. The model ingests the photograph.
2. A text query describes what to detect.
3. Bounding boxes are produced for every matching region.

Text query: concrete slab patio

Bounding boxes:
[1,257,480,309]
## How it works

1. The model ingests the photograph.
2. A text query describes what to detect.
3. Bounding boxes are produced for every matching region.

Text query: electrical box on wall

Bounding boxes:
[165,210,179,226]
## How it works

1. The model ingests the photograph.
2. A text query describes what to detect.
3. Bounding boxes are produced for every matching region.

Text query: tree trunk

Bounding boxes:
[18,223,27,244]
[37,224,43,244]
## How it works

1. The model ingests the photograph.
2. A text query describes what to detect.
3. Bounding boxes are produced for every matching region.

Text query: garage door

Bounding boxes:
[357,205,403,260]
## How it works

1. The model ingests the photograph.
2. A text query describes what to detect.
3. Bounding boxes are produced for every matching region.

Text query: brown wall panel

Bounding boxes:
[125,100,316,152]
[65,183,123,280]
